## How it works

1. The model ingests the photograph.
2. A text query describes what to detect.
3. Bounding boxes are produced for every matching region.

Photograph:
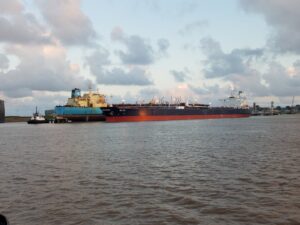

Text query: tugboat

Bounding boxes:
[27,107,48,124]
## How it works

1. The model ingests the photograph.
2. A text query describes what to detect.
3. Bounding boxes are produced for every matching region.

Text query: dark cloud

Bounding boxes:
[239,0,300,54]
[199,36,300,97]
[3,88,32,98]
[170,68,190,82]
[86,50,153,86]
[0,53,9,69]
[85,48,111,74]
[36,0,97,46]
[178,20,208,36]
[200,37,264,78]
[157,38,170,53]
[111,28,169,65]
[115,34,155,65]
[232,48,264,58]
[200,37,222,57]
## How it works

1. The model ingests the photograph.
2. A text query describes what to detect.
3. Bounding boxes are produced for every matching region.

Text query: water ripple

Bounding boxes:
[0,116,300,224]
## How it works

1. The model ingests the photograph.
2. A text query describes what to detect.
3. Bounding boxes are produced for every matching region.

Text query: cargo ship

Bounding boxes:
[51,88,107,122]
[102,92,250,122]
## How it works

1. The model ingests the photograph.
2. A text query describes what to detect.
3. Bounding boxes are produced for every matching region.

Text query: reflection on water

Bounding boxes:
[0,115,300,225]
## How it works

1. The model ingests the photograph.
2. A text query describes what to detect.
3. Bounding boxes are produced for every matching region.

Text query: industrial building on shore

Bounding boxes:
[0,99,5,123]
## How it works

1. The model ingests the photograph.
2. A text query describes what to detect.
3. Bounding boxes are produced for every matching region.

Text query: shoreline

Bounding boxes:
[4,116,30,123]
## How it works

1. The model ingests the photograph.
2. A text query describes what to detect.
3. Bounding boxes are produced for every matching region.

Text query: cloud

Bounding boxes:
[0,44,90,97]
[0,0,52,45]
[229,71,269,97]
[36,0,97,46]
[198,37,299,97]
[115,34,154,65]
[110,26,124,41]
[188,83,222,96]
[0,14,52,45]
[85,48,111,73]
[86,50,153,86]
[139,87,161,100]
[239,0,300,54]
[230,60,300,98]
[0,0,23,14]
[263,62,300,97]
[0,53,9,69]
[132,0,199,17]
[4,91,71,116]
[111,28,169,65]
[200,37,264,78]
[176,0,199,17]
[97,67,153,86]
[178,20,208,36]
[170,68,190,82]
[157,38,170,54]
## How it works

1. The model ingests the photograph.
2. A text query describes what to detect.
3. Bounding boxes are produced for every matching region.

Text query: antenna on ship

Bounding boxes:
[88,81,92,94]
[159,97,164,105]
[291,96,295,113]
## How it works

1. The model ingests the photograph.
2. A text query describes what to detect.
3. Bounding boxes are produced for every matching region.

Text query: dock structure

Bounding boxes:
[0,99,4,123]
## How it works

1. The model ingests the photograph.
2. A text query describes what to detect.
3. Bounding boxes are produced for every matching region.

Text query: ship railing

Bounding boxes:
[112,103,210,108]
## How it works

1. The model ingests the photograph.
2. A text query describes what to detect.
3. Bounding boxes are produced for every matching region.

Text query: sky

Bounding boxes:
[0,0,300,115]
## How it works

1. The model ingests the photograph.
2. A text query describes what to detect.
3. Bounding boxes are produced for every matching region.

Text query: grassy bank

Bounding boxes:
[5,116,30,122]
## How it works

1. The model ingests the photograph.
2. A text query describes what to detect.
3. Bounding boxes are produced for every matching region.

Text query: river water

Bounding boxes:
[0,115,299,225]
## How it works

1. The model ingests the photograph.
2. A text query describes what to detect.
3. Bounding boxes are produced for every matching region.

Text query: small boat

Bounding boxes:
[27,107,48,124]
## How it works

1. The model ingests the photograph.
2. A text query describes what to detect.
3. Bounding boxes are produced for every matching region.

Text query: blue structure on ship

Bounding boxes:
[55,106,102,115]
[54,106,104,122]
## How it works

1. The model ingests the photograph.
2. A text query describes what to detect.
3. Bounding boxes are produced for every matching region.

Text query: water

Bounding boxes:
[0,115,299,225]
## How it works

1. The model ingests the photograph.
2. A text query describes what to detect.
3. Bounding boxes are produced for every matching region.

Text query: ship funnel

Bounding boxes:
[71,88,81,98]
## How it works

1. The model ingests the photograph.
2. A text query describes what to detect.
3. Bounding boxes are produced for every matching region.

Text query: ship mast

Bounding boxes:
[291,96,295,113]
[88,82,92,94]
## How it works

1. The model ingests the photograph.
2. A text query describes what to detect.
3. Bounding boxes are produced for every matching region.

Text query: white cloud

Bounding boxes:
[0,0,23,15]
[0,0,52,45]
[36,0,97,46]
[0,44,90,97]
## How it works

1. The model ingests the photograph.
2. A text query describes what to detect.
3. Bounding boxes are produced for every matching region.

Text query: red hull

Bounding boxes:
[106,114,250,123]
